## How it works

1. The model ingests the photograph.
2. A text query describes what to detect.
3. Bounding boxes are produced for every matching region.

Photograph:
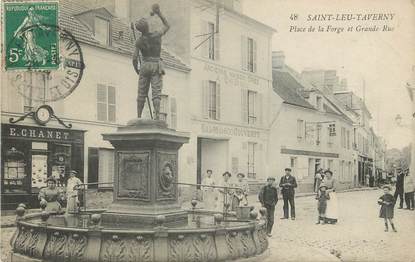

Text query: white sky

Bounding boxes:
[243,0,415,149]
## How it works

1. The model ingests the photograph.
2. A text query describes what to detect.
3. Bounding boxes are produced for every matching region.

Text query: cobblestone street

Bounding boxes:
[1,189,414,262]
[264,189,415,262]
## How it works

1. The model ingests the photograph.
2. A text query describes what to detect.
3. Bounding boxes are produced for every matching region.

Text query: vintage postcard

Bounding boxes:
[1,0,414,261]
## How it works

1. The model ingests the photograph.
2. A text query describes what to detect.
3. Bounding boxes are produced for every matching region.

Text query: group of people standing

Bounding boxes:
[393,167,414,210]
[202,170,250,212]
[38,170,83,214]
[258,168,339,237]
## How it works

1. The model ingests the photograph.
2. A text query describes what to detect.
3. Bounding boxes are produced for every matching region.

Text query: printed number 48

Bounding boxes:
[9,48,20,63]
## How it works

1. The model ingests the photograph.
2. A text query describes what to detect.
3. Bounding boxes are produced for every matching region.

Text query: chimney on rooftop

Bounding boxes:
[272,51,285,69]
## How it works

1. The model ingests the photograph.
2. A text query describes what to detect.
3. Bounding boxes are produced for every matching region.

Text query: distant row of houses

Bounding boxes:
[1,0,386,209]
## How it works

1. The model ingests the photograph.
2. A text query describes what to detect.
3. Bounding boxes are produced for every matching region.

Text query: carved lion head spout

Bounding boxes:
[160,163,174,193]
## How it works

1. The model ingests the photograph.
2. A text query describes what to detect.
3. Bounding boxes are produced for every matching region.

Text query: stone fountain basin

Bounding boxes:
[10,211,269,262]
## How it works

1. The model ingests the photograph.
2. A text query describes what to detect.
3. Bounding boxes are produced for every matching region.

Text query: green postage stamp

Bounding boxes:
[4,2,59,70]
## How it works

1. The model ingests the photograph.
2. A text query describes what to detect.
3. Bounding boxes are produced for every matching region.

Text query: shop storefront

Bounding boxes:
[1,124,85,210]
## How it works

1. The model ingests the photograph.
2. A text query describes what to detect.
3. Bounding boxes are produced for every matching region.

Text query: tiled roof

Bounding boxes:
[272,70,315,110]
[60,0,190,72]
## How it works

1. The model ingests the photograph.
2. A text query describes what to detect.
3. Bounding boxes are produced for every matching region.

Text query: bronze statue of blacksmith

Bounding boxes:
[133,4,170,120]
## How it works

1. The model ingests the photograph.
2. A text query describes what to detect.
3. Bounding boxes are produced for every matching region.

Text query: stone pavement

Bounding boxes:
[263,189,415,262]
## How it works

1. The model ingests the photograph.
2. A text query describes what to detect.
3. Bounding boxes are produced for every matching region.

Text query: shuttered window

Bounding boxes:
[97,84,116,122]
[241,35,257,73]
[202,81,220,120]
[98,149,114,188]
[200,21,220,61]
[159,94,169,122]
[297,120,304,140]
[242,89,261,125]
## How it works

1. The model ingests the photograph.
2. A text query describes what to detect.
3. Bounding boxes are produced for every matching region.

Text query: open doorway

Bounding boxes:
[197,137,229,187]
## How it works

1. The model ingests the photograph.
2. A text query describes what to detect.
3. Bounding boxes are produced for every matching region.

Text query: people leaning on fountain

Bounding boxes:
[232,173,249,211]
[38,176,64,213]
[217,171,233,212]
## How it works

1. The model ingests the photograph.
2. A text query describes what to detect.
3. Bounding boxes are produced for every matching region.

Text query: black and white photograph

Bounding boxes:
[1,0,414,261]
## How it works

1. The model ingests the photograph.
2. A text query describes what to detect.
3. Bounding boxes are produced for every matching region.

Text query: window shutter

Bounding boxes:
[202,81,209,119]
[253,39,257,73]
[214,29,220,61]
[97,84,107,121]
[241,88,248,123]
[216,81,221,120]
[241,35,247,71]
[107,86,116,122]
[200,20,209,58]
[256,92,262,125]
[170,97,177,129]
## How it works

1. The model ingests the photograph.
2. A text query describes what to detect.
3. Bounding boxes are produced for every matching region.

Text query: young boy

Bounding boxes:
[378,185,397,232]
[316,184,330,224]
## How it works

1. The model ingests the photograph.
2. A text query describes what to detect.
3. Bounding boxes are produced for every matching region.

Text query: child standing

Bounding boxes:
[378,185,397,232]
[316,184,330,224]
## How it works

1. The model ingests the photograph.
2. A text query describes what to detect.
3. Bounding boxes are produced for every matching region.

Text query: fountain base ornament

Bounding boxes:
[101,118,190,226]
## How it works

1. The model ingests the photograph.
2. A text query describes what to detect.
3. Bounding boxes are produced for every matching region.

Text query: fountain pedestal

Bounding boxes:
[101,119,190,226]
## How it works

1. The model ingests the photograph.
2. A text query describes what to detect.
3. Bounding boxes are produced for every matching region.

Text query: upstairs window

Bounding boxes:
[297,120,304,140]
[208,22,215,60]
[241,36,257,73]
[97,84,116,122]
[241,89,262,125]
[95,17,110,45]
[202,80,220,120]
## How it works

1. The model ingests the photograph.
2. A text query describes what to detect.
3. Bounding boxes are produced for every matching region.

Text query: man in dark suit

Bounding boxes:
[394,168,404,209]
[279,168,298,220]
[258,177,278,237]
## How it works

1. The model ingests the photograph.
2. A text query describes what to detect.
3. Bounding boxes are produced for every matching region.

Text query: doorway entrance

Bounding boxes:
[197,137,229,187]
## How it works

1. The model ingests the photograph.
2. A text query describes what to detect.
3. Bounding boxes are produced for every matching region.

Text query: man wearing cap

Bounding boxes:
[133,4,170,120]
[393,168,404,209]
[279,168,298,220]
[66,170,82,214]
[258,177,278,236]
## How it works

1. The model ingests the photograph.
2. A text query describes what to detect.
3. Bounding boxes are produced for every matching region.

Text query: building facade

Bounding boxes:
[270,54,356,192]
[1,0,190,209]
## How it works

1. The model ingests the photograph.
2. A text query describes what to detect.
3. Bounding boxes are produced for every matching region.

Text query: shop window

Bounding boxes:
[3,147,28,193]
[248,142,256,179]
[97,84,116,122]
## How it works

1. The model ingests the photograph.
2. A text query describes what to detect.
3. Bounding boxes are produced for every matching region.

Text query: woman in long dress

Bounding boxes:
[202,169,217,210]
[38,177,63,213]
[322,170,338,224]
[232,173,249,211]
[217,171,233,213]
